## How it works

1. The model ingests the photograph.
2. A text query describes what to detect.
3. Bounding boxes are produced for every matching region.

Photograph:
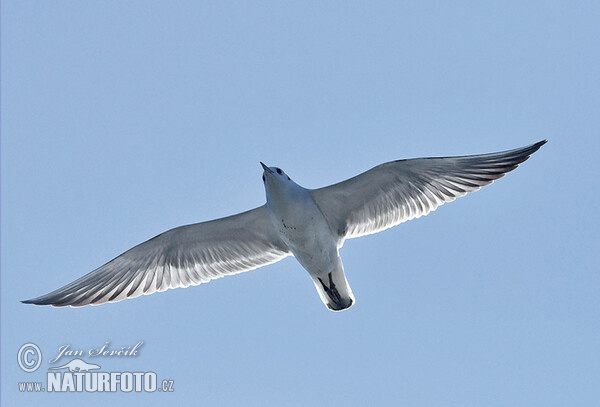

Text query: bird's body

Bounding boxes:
[262,164,353,310]
[23,141,547,311]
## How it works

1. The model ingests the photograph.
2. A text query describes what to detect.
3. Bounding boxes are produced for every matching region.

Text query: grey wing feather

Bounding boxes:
[23,206,290,307]
[311,140,546,241]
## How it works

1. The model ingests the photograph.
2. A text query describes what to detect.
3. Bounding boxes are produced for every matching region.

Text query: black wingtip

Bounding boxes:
[526,139,548,156]
[22,297,54,306]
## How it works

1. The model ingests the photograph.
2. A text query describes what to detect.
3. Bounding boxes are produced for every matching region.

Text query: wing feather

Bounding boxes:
[23,206,290,307]
[311,140,546,241]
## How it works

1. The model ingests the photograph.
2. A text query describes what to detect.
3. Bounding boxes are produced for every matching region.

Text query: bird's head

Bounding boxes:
[260,162,295,193]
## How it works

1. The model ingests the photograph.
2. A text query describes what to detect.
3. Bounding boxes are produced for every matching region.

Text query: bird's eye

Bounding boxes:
[262,175,265,182]
[287,176,290,180]
[276,168,282,174]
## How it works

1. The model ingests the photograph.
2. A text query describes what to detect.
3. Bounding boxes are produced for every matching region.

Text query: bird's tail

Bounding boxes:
[311,265,355,312]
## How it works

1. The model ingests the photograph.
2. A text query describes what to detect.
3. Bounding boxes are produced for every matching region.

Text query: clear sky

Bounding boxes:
[2,1,598,406]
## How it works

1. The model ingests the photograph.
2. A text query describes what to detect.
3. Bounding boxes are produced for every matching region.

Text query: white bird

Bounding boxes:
[23,141,546,311]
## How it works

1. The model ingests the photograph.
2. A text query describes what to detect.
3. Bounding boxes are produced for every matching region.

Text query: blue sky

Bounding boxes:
[2,1,598,406]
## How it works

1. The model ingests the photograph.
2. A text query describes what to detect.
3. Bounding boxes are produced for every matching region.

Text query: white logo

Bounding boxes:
[18,343,42,373]
[17,341,175,394]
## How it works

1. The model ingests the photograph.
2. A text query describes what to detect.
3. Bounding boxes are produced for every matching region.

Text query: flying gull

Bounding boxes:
[23,140,546,311]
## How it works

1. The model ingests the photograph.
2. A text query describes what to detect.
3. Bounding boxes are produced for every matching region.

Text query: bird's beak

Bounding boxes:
[260,162,273,173]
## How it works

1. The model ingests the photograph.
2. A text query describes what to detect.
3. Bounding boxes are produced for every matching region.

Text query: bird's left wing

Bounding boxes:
[311,141,546,242]
[23,205,290,307]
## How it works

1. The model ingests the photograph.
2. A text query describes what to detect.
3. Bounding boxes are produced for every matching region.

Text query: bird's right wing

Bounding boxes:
[311,141,546,241]
[23,205,290,307]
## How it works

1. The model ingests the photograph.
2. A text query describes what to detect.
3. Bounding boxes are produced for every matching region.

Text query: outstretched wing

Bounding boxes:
[311,140,546,241]
[23,206,290,307]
